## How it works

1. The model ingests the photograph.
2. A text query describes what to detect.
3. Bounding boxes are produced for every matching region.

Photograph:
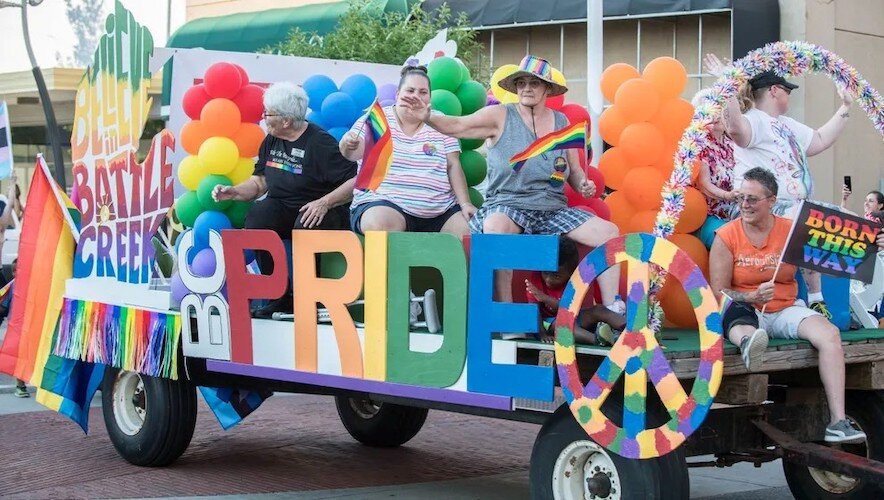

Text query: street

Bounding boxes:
[0,379,794,499]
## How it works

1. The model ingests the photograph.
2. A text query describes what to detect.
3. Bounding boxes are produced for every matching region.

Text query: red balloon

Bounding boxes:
[560,103,590,126]
[585,198,611,220]
[204,62,244,99]
[585,166,605,197]
[232,63,250,87]
[182,84,211,121]
[233,84,265,123]
[565,183,588,207]
[546,94,565,110]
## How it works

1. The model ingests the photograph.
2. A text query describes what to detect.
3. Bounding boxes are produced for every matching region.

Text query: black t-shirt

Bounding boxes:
[253,123,356,209]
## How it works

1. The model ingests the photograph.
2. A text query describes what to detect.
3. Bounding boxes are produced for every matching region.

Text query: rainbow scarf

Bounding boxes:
[354,101,393,191]
[510,121,587,172]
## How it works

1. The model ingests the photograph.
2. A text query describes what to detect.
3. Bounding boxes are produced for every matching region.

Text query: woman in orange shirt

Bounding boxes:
[709,167,865,444]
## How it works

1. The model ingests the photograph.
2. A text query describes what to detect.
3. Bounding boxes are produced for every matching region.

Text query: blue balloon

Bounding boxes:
[321,92,358,128]
[327,126,349,142]
[193,210,232,249]
[340,74,377,111]
[695,216,728,248]
[303,74,338,111]
[306,110,327,130]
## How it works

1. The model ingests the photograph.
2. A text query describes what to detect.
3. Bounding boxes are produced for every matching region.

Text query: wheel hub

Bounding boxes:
[585,471,612,497]
[552,440,620,500]
[808,417,867,494]
[349,398,382,419]
[113,371,147,436]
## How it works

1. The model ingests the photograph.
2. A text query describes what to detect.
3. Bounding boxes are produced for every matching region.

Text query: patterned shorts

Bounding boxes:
[469,204,593,234]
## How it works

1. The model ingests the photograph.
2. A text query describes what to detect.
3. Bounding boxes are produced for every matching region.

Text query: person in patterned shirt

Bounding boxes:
[692,91,739,220]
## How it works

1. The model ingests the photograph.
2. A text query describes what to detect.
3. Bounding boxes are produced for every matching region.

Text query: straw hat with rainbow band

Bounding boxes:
[498,55,569,97]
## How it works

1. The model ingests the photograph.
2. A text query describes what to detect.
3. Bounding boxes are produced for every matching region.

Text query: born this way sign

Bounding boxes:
[782,201,882,283]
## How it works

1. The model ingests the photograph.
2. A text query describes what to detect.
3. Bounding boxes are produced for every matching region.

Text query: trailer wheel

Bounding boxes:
[334,395,428,447]
[530,404,667,499]
[782,389,884,499]
[101,368,197,467]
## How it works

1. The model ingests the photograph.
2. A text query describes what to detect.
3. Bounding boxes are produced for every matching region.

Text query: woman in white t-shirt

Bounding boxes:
[340,66,475,236]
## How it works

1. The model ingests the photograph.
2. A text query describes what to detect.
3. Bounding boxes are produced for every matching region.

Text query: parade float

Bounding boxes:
[1,3,883,499]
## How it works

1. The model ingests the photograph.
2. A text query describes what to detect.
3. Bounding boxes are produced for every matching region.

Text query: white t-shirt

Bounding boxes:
[733,108,815,216]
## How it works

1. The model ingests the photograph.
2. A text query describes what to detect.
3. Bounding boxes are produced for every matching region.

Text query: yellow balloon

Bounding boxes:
[228,157,256,185]
[551,67,567,87]
[177,155,207,191]
[198,136,240,175]
[490,63,519,104]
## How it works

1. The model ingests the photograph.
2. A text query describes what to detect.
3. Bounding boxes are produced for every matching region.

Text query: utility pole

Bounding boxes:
[586,0,603,166]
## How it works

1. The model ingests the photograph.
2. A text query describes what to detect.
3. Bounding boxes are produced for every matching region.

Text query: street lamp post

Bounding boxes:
[0,0,67,186]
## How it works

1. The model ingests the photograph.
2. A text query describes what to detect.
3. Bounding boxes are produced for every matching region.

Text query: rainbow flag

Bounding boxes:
[353,101,393,191]
[510,121,587,172]
[0,155,99,431]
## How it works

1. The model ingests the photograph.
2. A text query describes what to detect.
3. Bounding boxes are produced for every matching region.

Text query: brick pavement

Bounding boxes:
[0,394,538,499]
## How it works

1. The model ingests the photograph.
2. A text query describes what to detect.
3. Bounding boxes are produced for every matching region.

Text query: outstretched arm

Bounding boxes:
[806,89,852,157]
[703,54,752,148]
[400,94,505,141]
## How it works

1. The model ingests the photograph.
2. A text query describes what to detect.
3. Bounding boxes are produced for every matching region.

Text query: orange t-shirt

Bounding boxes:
[717,216,797,313]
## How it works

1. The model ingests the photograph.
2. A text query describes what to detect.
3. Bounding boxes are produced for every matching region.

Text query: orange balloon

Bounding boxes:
[180,120,210,156]
[667,233,709,272]
[602,190,636,233]
[642,57,688,100]
[599,106,628,146]
[623,167,664,211]
[619,122,664,166]
[232,123,266,158]
[628,210,658,233]
[653,143,678,177]
[601,63,641,103]
[660,278,699,327]
[200,98,242,137]
[598,148,629,191]
[614,78,661,123]
[652,98,694,143]
[674,187,708,233]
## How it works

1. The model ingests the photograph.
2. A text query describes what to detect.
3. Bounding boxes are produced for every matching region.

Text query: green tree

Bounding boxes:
[267,1,487,84]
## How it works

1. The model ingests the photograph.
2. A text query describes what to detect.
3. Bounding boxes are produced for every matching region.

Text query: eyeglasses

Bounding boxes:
[262,112,279,118]
[773,85,792,95]
[736,194,774,206]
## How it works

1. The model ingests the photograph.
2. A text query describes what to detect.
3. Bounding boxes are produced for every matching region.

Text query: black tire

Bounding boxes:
[657,447,690,500]
[529,404,665,499]
[334,395,428,447]
[101,368,197,467]
[782,389,884,499]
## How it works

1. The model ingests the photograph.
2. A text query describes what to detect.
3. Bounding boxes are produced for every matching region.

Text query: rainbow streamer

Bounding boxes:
[53,298,182,380]
[354,101,393,191]
[510,121,587,172]
[648,40,884,332]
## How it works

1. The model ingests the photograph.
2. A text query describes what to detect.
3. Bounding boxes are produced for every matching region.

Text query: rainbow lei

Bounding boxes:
[648,41,884,330]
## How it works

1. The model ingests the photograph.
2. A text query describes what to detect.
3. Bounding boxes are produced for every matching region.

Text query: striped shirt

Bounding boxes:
[350,106,460,218]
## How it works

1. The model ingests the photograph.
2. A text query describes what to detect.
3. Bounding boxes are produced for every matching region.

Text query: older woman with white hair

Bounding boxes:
[213,82,357,318]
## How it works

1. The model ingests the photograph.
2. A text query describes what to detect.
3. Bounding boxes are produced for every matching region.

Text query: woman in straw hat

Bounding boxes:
[402,55,625,318]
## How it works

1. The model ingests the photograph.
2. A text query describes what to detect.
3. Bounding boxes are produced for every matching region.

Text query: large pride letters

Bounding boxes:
[782,201,882,283]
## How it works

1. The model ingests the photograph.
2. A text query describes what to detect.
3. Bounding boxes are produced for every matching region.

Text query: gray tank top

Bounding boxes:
[485,104,570,211]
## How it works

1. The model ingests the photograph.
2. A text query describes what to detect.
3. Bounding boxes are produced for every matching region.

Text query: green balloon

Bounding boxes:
[174,191,203,228]
[428,57,463,92]
[455,80,487,115]
[460,150,487,187]
[468,187,484,208]
[458,61,471,86]
[197,174,233,211]
[320,251,348,279]
[225,200,252,228]
[460,137,485,151]
[431,89,462,116]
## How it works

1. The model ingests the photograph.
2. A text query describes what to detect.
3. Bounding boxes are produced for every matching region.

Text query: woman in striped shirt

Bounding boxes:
[340,66,475,236]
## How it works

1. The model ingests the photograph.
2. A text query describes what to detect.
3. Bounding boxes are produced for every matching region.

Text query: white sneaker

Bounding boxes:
[739,328,768,372]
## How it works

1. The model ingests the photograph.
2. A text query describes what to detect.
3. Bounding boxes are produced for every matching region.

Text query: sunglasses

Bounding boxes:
[736,194,774,206]
[773,85,792,95]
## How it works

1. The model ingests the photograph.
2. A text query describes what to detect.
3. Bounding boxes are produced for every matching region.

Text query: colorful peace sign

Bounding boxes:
[554,233,724,459]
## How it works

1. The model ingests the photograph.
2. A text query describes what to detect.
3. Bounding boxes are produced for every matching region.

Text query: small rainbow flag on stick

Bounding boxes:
[510,121,587,172]
[354,101,393,191]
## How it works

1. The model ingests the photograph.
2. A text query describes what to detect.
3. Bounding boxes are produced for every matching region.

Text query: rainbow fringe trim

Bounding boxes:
[53,298,182,380]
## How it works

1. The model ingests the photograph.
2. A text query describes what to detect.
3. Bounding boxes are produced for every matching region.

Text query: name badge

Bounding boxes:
[292,148,305,158]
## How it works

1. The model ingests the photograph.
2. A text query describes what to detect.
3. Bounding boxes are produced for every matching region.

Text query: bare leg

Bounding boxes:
[803,268,822,294]
[580,305,626,331]
[727,324,756,346]
[482,213,523,303]
[359,206,407,232]
[440,211,470,238]
[797,315,846,424]
[565,217,621,305]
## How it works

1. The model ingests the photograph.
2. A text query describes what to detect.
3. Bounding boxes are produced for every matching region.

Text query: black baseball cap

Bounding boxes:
[749,71,799,91]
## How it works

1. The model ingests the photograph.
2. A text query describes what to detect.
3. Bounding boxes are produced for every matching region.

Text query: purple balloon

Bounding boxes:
[378,83,397,101]
[191,248,217,278]
[486,95,500,106]
[379,98,396,107]
[171,273,188,306]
